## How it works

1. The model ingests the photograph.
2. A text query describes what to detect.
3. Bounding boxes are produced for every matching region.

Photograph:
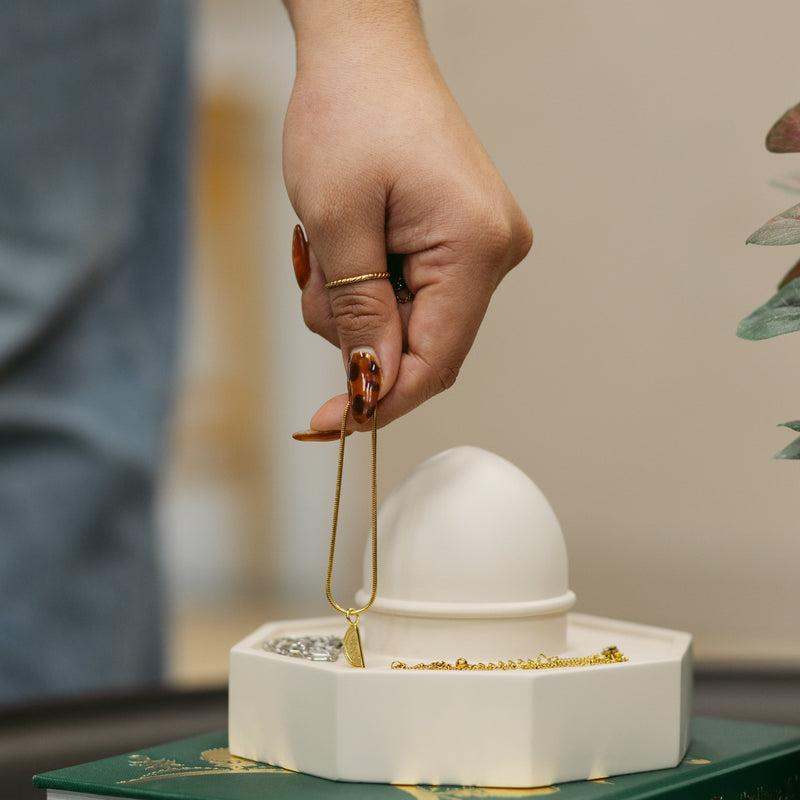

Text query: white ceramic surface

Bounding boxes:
[355,447,575,657]
[229,613,692,787]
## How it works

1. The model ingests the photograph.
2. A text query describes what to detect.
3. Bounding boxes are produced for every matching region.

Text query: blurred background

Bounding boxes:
[164,0,800,687]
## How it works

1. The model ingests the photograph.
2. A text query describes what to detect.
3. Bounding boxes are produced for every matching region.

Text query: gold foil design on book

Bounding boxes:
[120,748,291,784]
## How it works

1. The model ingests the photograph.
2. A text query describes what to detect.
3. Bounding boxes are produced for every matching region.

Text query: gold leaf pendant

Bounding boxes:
[343,619,365,668]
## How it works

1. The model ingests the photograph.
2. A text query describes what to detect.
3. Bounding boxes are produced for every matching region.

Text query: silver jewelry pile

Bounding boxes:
[264,634,344,663]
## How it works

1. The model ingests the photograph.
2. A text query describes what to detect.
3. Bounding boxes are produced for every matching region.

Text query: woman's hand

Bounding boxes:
[283,0,532,434]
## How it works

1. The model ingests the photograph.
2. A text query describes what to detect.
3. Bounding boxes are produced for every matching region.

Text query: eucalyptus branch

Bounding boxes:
[738,100,800,457]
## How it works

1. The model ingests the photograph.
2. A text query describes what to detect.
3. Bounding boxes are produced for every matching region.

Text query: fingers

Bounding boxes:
[291,206,531,435]
[366,201,530,425]
[291,219,405,432]
[303,259,487,432]
[304,288,478,432]
[371,268,489,425]
[292,224,338,346]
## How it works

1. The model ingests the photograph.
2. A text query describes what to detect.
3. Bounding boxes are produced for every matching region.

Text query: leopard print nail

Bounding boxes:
[348,350,381,424]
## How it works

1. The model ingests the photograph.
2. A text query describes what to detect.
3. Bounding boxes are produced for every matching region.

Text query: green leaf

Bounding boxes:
[778,255,800,289]
[737,278,800,339]
[766,102,800,153]
[774,435,800,459]
[770,173,800,195]
[778,420,800,433]
[747,202,800,245]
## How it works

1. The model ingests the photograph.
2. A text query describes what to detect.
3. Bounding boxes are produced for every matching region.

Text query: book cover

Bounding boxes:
[33,717,800,800]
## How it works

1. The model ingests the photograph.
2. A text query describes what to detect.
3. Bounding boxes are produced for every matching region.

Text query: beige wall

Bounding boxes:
[408,0,800,665]
[166,0,800,679]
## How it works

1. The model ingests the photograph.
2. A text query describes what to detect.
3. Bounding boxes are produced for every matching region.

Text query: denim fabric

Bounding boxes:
[0,1,190,702]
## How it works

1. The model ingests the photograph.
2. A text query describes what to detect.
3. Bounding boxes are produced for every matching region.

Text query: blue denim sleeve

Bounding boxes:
[0,0,190,702]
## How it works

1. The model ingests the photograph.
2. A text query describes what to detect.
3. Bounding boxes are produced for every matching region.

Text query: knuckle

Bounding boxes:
[429,362,460,396]
[516,216,534,261]
[311,193,348,231]
[479,215,517,264]
[329,290,391,338]
[296,198,342,238]
[478,206,534,268]
[290,178,348,231]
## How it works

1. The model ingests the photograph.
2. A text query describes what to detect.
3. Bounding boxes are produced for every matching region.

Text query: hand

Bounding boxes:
[283,0,532,435]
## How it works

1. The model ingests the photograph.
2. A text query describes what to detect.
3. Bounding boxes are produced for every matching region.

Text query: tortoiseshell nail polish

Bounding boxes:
[348,349,381,424]
[292,224,310,290]
[292,429,353,442]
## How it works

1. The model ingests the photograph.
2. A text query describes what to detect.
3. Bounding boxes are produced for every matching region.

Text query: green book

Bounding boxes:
[33,717,800,800]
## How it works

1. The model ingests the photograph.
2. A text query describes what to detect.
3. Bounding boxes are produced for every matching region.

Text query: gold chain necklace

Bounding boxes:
[391,646,627,671]
[324,417,626,674]
[326,400,378,668]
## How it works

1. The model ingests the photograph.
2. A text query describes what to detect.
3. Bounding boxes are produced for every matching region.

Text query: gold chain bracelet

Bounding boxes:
[391,646,627,671]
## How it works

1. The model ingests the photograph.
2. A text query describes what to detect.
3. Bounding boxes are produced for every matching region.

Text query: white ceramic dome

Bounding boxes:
[354,447,575,659]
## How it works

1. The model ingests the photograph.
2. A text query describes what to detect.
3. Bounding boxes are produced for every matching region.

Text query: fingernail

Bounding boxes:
[292,224,310,290]
[292,428,353,442]
[348,349,381,424]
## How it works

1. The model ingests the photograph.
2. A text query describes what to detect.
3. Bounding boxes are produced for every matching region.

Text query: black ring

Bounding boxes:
[387,253,415,304]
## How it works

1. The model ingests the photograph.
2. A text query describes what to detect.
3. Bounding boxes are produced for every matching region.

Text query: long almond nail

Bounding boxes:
[292,428,353,442]
[292,224,310,290]
[348,349,381,424]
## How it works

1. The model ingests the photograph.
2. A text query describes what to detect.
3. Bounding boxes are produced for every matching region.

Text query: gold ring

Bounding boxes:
[325,272,390,289]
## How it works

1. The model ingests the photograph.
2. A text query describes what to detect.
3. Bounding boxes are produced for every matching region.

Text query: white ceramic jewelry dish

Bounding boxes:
[229,447,692,788]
